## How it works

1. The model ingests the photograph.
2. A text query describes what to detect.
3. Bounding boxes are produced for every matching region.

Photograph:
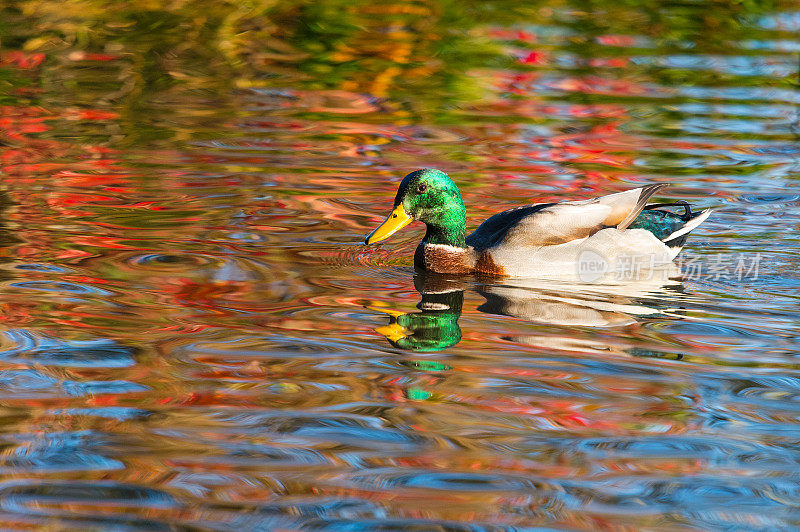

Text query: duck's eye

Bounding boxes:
[417,184,428,193]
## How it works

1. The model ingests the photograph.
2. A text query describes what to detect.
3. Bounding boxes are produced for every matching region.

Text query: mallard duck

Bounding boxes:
[365,168,711,278]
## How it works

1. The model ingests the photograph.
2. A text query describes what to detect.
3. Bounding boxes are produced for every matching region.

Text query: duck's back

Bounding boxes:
[465,203,554,251]
[463,185,710,278]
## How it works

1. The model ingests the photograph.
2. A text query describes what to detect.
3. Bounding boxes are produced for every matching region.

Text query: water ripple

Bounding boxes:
[0,330,136,368]
[2,1,800,529]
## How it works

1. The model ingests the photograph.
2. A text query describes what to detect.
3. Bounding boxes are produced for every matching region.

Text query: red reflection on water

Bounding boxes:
[596,34,638,47]
[519,51,547,65]
[0,50,45,69]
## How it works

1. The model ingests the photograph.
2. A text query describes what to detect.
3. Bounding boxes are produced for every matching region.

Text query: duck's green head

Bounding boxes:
[365,168,466,246]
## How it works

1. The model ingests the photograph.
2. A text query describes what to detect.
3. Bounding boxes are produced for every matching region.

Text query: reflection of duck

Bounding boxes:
[372,269,682,352]
[477,270,682,328]
[372,274,464,352]
[365,168,711,278]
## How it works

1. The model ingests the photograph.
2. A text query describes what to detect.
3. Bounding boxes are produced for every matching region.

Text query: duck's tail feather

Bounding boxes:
[616,184,670,230]
[659,208,713,259]
[662,208,713,246]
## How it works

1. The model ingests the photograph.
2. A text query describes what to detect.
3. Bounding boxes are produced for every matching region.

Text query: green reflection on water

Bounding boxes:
[4,0,794,147]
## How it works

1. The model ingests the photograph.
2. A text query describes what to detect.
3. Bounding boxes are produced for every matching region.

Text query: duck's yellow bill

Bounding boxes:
[375,323,410,343]
[365,204,412,244]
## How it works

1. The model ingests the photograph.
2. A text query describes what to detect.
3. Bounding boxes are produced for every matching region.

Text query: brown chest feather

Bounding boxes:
[414,244,505,275]
[414,243,471,274]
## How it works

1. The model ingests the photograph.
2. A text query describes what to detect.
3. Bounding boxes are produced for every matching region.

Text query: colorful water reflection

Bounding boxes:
[0,0,799,528]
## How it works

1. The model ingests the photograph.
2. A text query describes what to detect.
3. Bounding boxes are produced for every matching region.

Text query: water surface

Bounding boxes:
[1,0,800,529]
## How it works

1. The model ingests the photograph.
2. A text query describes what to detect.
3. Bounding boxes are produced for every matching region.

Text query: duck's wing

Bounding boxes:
[466,184,667,251]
